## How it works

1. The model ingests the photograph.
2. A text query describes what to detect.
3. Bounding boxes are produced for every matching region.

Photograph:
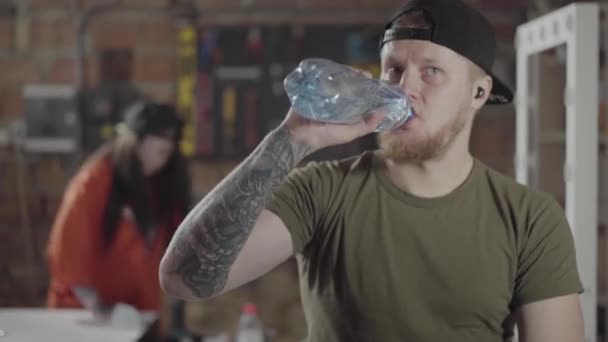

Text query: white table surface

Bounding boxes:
[0,308,149,342]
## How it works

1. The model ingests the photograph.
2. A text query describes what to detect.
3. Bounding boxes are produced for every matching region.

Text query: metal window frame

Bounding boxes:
[515,3,599,340]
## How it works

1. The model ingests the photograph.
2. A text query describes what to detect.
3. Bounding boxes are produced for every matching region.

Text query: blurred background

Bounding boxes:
[0,0,606,341]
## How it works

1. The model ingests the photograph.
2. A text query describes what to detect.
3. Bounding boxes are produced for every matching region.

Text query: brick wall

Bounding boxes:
[0,3,180,116]
[0,0,520,339]
[0,0,186,307]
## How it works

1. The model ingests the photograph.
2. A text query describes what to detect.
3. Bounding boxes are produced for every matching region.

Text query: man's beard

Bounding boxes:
[378,108,469,164]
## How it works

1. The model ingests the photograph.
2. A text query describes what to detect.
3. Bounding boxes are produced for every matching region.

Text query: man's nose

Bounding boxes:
[398,70,420,102]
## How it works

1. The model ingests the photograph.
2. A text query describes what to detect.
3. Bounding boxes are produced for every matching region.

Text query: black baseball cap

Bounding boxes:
[379,0,513,105]
[122,101,183,141]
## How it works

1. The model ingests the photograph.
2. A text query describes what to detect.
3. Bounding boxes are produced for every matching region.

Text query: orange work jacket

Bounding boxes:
[46,154,182,311]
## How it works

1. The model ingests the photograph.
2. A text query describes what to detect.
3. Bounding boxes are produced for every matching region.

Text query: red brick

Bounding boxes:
[494,23,516,41]
[124,0,170,8]
[0,152,10,172]
[0,87,23,121]
[468,0,528,11]
[357,0,402,8]
[251,0,298,9]
[138,17,177,47]
[190,161,239,195]
[0,20,13,51]
[139,85,175,104]
[198,0,243,10]
[30,18,55,48]
[470,110,515,161]
[48,57,99,84]
[134,54,176,82]
[27,0,75,10]
[80,0,119,9]
[99,49,133,82]
[48,58,75,83]
[33,159,71,191]
[0,194,20,220]
[55,17,77,47]
[91,20,138,49]
[0,58,40,85]
[297,0,359,10]
[82,0,169,10]
[85,57,100,85]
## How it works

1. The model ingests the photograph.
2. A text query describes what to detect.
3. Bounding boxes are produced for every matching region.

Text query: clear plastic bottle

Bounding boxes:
[235,303,265,342]
[283,58,412,131]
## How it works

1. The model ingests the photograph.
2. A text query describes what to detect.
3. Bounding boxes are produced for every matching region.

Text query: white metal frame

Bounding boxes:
[516,3,599,341]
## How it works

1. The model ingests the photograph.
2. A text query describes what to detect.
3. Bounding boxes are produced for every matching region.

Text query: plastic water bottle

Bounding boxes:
[235,303,265,342]
[284,58,412,131]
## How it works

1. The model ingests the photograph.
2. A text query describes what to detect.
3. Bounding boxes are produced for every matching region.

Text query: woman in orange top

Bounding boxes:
[46,101,191,313]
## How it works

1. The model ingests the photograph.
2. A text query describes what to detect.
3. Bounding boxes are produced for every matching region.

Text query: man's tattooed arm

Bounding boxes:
[160,126,314,299]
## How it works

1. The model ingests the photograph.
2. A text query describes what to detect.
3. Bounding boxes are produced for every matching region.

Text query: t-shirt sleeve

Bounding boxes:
[265,161,341,254]
[512,195,584,308]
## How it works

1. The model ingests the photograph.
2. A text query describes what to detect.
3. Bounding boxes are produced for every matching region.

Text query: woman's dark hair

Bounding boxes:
[100,102,191,248]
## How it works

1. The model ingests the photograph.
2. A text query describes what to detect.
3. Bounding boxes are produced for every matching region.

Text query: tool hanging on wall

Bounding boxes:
[197,28,219,157]
[197,72,214,156]
[177,20,199,157]
[221,85,238,157]
[243,88,258,152]
[242,27,263,152]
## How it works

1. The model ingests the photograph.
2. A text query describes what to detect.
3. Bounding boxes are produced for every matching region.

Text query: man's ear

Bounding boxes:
[472,74,492,110]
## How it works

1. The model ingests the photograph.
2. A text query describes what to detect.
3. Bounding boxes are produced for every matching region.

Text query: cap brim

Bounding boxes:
[486,72,513,105]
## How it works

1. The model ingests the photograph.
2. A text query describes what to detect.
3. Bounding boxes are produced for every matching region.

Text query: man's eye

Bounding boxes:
[386,67,402,81]
[424,67,441,76]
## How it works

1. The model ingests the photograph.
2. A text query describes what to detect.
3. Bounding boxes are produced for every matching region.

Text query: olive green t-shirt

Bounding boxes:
[266,151,582,342]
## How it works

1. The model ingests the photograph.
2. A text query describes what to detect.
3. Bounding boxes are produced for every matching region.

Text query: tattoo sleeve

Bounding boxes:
[164,126,313,298]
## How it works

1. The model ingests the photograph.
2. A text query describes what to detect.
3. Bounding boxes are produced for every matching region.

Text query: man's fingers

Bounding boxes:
[365,112,385,125]
[353,112,384,134]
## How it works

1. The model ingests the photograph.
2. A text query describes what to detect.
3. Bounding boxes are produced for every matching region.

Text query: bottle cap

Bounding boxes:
[242,302,258,315]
